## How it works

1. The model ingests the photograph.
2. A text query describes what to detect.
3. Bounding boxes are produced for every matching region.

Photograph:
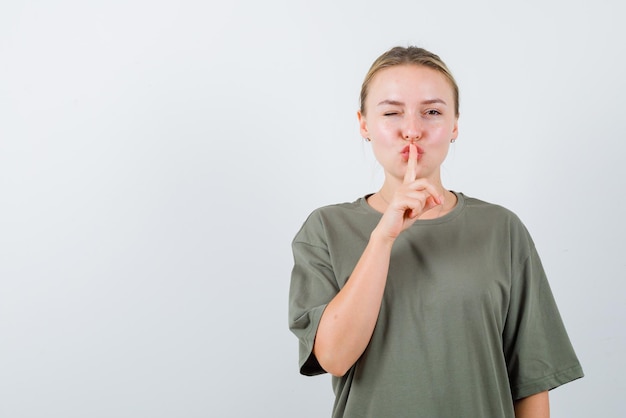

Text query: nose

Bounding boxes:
[402,117,422,141]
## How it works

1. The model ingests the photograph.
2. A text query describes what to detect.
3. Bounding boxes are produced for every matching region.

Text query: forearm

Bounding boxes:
[313,229,394,376]
[514,391,549,418]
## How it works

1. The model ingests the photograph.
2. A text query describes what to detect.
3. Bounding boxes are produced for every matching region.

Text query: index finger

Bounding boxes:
[403,143,418,184]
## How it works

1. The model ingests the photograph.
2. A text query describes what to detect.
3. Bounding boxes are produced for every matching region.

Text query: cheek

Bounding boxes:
[370,141,396,166]
[369,124,395,143]
[429,123,455,142]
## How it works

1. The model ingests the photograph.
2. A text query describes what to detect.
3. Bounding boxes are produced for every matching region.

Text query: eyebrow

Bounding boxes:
[377,99,448,107]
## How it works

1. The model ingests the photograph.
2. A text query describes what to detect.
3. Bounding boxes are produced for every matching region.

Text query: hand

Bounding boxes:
[374,144,444,241]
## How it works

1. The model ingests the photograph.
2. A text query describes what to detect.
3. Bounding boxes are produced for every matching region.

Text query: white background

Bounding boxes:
[1,1,624,417]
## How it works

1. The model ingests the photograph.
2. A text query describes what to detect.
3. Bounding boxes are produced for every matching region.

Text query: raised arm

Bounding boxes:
[313,144,443,376]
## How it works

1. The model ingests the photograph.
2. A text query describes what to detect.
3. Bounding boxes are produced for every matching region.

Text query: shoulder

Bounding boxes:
[293,196,376,246]
[461,193,516,217]
[460,193,525,226]
[459,193,537,261]
[458,193,534,243]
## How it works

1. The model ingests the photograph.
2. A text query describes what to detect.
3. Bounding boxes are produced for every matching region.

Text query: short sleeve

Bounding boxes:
[288,214,340,376]
[503,240,584,399]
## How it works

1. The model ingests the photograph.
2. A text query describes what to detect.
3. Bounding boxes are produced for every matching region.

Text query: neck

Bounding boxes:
[380,177,447,199]
[375,178,456,219]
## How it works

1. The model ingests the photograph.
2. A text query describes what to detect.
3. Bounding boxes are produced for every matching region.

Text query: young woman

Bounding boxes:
[289,46,583,417]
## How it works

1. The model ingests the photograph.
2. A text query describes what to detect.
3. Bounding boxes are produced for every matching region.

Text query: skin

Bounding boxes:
[515,391,550,417]
[359,64,459,225]
[313,64,550,416]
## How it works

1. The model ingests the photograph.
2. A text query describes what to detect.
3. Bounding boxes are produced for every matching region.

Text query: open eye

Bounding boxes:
[425,109,441,116]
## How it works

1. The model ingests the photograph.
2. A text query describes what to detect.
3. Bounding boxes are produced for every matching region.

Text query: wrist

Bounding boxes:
[370,227,396,249]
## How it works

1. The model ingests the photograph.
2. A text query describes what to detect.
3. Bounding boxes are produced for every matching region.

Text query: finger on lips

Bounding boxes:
[400,144,445,210]
[403,144,418,184]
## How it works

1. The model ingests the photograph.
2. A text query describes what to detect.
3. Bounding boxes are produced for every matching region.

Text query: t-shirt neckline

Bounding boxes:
[359,190,465,225]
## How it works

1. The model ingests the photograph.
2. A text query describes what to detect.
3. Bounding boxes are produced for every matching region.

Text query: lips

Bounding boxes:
[401,145,424,162]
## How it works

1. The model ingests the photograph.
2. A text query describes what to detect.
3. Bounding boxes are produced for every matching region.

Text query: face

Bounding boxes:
[358,64,458,183]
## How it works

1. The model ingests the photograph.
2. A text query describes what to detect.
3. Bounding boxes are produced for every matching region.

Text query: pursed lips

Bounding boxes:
[401,144,424,162]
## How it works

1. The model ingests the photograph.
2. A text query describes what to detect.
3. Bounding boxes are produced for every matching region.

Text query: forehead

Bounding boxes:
[367,64,454,102]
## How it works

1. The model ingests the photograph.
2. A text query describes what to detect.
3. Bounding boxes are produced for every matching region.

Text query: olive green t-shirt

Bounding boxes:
[289,192,583,418]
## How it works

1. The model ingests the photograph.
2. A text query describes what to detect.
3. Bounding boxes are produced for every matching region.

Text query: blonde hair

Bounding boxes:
[360,46,459,117]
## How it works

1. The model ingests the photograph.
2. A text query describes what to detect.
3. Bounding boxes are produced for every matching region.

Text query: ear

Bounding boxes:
[357,110,369,140]
[451,117,459,141]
